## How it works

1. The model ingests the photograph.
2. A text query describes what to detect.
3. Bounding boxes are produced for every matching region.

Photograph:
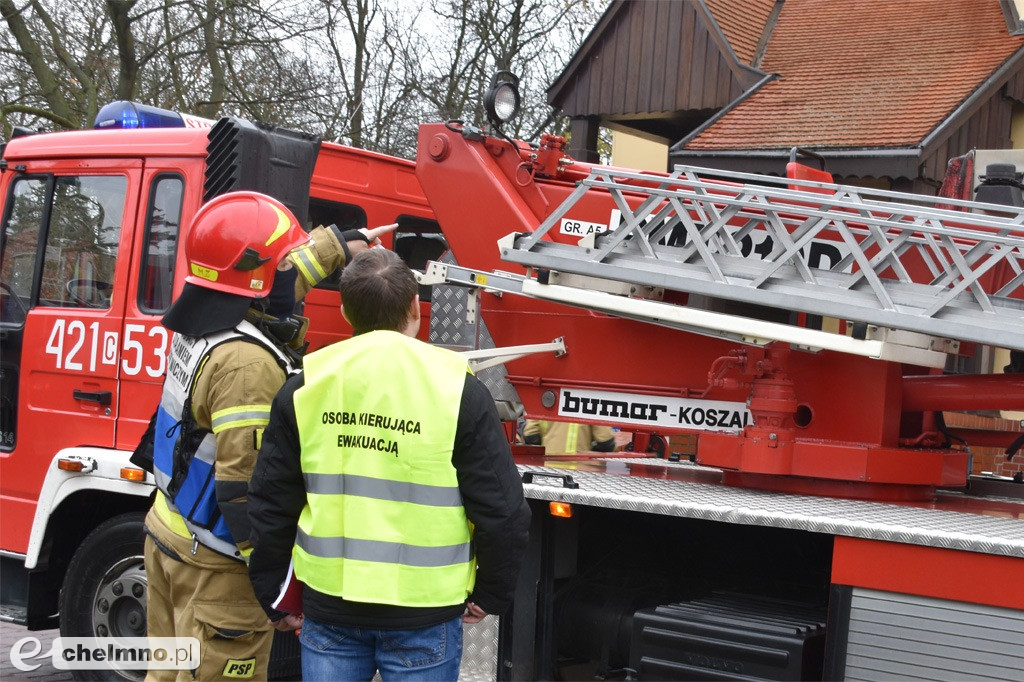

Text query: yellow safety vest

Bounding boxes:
[292,330,475,607]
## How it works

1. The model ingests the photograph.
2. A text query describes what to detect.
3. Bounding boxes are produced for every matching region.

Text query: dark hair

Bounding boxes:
[339,249,417,333]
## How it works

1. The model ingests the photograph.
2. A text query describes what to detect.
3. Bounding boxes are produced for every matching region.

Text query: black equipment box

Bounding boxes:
[629,593,826,680]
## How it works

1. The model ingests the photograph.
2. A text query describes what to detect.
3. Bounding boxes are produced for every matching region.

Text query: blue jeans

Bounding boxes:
[299,614,463,681]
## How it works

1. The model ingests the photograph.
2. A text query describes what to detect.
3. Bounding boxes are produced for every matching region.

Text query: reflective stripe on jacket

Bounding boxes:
[292,330,474,607]
[153,320,294,560]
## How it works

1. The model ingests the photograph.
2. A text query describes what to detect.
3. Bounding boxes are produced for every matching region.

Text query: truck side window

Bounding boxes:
[1,177,47,325]
[139,175,184,313]
[308,198,366,233]
[393,215,448,302]
[308,198,367,291]
[39,176,127,309]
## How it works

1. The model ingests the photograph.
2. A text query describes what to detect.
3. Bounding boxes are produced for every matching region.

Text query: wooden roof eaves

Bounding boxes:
[668,73,778,153]
[999,0,1024,35]
[547,0,769,109]
[918,45,1024,158]
[667,150,923,180]
[697,0,772,90]
[546,0,630,106]
[674,148,923,159]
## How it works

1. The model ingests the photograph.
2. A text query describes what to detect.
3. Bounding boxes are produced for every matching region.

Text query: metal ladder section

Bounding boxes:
[503,165,1024,352]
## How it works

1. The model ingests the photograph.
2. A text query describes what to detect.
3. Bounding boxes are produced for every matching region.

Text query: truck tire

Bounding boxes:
[60,512,147,682]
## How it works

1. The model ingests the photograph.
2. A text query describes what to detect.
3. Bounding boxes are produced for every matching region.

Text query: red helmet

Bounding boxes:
[184,191,310,298]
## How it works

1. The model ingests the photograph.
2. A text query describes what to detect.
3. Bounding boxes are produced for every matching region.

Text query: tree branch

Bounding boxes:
[0,0,76,125]
[2,102,78,129]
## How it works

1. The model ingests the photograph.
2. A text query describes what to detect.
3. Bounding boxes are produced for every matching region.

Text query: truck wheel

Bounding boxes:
[60,512,147,682]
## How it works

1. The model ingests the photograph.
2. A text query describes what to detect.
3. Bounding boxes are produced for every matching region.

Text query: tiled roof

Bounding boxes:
[705,0,776,66]
[687,0,1024,150]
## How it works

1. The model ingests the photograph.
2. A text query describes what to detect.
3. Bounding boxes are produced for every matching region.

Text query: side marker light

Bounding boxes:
[120,467,147,482]
[57,456,95,473]
[549,501,573,518]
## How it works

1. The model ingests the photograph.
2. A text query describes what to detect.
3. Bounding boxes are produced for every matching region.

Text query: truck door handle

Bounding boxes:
[73,389,112,406]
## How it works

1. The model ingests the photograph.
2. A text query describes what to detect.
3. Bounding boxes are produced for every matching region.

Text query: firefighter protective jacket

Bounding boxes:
[145,224,347,569]
[523,420,616,455]
[151,321,295,560]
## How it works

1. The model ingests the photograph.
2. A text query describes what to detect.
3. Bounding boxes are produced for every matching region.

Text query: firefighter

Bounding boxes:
[523,419,616,455]
[142,190,396,681]
[246,248,531,681]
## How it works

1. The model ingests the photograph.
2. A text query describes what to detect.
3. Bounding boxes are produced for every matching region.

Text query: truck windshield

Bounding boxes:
[1,175,127,319]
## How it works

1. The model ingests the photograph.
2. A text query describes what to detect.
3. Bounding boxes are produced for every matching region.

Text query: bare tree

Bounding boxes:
[2,0,607,156]
[322,0,376,147]
[410,0,607,142]
[1,0,322,134]
[2,0,103,129]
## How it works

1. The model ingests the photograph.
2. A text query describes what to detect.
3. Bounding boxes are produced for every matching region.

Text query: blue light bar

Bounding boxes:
[94,101,187,130]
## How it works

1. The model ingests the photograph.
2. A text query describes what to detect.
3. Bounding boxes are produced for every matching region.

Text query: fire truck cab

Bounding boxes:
[0,103,443,663]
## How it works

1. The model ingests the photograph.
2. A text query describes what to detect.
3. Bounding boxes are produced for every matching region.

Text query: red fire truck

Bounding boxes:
[3,86,1023,681]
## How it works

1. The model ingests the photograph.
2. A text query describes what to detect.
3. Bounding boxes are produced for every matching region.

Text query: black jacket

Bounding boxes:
[247,370,531,629]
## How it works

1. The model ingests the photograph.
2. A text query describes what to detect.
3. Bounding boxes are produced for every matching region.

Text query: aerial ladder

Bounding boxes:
[417,126,1024,499]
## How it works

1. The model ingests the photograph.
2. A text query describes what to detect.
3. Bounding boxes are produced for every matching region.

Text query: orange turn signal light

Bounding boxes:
[548,501,573,518]
[120,467,146,482]
[57,459,84,472]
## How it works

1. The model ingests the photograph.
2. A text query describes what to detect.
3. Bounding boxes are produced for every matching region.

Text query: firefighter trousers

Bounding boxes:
[144,536,273,681]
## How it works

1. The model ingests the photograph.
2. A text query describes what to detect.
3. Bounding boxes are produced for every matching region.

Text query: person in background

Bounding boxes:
[247,248,531,681]
[140,190,395,681]
[523,419,616,455]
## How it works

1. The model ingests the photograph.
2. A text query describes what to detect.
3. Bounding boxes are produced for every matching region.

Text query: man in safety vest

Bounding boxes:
[247,248,531,681]
[142,190,395,681]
